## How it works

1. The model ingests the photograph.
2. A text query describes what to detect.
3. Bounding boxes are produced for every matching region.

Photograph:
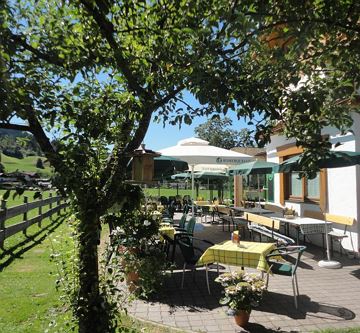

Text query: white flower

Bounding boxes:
[143,220,151,226]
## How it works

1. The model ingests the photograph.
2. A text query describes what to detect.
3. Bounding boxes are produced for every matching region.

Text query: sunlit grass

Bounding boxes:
[1,153,52,177]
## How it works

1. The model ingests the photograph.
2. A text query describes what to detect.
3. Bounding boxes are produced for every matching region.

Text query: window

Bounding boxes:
[277,145,327,210]
[287,171,320,201]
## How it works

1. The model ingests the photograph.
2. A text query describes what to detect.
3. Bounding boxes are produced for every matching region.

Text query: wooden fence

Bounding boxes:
[0,194,68,248]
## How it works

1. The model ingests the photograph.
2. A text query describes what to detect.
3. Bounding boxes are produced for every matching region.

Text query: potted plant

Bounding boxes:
[105,209,169,298]
[215,271,266,328]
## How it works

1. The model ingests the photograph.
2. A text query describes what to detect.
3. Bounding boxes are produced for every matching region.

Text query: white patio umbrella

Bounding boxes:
[159,137,253,215]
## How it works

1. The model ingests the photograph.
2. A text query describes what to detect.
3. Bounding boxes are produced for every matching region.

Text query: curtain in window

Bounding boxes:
[290,172,302,196]
[307,172,320,198]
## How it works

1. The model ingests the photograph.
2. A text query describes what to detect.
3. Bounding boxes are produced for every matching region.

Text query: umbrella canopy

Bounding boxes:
[272,150,360,269]
[171,171,228,180]
[193,164,229,173]
[171,172,191,180]
[153,155,188,180]
[273,151,360,173]
[193,171,228,180]
[160,137,252,215]
[159,137,252,165]
[228,160,278,176]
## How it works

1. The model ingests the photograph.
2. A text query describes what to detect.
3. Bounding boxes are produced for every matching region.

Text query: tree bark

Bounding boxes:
[77,209,111,333]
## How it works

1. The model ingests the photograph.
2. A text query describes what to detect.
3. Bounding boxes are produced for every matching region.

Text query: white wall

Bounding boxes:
[266,114,360,254]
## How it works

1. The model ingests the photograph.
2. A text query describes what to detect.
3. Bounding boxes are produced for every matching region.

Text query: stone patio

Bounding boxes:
[128,213,360,332]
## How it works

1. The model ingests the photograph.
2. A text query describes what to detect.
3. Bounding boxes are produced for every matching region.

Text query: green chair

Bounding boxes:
[169,217,197,262]
[266,245,306,309]
[173,213,187,230]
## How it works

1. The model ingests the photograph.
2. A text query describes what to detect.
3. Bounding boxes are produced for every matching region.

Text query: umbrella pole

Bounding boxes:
[191,165,195,217]
[257,174,260,208]
[318,182,341,269]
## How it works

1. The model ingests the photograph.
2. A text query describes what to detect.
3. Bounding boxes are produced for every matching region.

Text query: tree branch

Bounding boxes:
[151,85,185,110]
[79,0,151,99]
[24,106,67,176]
[10,33,66,67]
[0,122,32,132]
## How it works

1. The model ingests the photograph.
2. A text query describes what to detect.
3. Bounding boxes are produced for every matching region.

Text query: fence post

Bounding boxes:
[57,197,61,216]
[38,194,43,228]
[49,193,53,221]
[0,200,7,248]
[23,196,28,236]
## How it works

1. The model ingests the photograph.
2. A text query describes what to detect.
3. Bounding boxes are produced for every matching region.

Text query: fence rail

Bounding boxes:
[0,193,68,247]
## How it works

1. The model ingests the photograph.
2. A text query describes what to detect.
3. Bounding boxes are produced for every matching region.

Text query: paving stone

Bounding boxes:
[127,216,360,333]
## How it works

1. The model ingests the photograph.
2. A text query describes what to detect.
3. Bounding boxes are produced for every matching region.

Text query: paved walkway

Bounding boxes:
[128,214,360,332]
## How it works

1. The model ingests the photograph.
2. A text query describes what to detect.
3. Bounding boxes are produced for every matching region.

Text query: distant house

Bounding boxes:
[0,171,40,187]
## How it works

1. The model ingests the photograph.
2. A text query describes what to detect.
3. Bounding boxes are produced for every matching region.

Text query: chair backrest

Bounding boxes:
[167,201,176,218]
[264,203,284,214]
[268,245,306,275]
[183,204,190,214]
[160,196,168,206]
[185,217,196,235]
[177,235,195,261]
[282,245,306,274]
[324,213,354,226]
[179,214,187,229]
[303,210,324,220]
[245,212,280,230]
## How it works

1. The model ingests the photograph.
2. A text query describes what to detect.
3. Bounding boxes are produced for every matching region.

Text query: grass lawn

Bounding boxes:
[1,153,52,177]
[0,199,183,333]
[0,213,70,333]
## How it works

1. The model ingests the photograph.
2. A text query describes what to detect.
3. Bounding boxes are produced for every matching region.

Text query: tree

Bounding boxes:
[1,1,359,332]
[36,158,44,169]
[195,117,254,149]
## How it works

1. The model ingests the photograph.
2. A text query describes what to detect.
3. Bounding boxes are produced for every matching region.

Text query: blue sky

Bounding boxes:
[144,92,249,150]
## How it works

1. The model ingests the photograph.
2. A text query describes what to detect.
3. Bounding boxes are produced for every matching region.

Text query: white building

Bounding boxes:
[264,113,360,255]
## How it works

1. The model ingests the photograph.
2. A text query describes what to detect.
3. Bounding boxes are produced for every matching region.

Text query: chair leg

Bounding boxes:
[181,263,186,288]
[292,275,298,309]
[339,239,343,256]
[171,242,176,262]
[205,264,211,294]
[265,272,270,289]
[294,273,300,296]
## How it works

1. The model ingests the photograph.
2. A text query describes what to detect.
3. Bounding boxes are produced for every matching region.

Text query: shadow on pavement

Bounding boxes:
[259,291,355,321]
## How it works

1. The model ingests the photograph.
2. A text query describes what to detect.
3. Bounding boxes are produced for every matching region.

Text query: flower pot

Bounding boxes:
[234,310,251,327]
[126,271,139,293]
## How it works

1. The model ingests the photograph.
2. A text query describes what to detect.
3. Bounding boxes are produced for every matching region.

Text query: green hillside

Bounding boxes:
[1,153,52,177]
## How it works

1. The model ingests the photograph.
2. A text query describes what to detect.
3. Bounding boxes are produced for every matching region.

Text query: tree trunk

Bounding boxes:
[77,211,111,333]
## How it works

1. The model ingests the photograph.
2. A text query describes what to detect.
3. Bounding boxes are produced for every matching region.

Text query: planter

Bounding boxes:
[234,309,251,327]
[126,271,139,292]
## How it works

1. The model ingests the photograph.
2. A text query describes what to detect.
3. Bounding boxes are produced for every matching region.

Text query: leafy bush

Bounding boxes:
[106,210,169,298]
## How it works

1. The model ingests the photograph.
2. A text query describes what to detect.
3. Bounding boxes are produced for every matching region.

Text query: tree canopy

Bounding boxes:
[1,1,359,332]
[195,117,254,149]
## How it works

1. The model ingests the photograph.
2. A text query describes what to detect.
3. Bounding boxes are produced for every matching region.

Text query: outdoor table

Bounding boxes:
[270,216,331,245]
[197,240,277,271]
[232,206,274,215]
